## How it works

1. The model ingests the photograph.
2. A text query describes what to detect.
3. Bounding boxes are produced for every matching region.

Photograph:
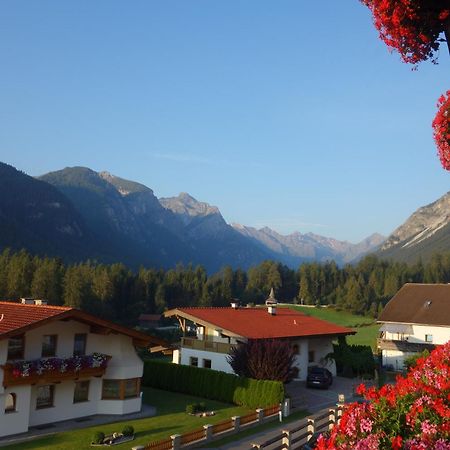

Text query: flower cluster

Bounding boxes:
[316,342,450,449]
[360,0,450,64]
[432,91,450,171]
[11,353,109,378]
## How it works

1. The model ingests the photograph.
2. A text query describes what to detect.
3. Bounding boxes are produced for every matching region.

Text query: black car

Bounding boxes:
[306,366,333,389]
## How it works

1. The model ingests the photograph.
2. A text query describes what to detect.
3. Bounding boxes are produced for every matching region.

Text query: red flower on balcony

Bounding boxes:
[432,90,450,171]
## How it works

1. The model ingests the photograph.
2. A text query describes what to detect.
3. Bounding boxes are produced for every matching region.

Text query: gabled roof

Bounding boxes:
[0,301,165,347]
[379,283,450,327]
[165,306,354,340]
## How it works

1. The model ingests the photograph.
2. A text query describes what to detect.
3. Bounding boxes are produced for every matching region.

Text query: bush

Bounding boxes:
[186,402,206,414]
[143,361,284,409]
[121,425,134,437]
[92,431,105,444]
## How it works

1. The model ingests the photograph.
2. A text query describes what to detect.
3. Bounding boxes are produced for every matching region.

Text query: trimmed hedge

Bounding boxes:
[143,361,284,409]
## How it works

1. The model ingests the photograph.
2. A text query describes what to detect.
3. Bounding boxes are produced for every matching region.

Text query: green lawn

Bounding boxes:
[2,388,251,450]
[285,305,379,349]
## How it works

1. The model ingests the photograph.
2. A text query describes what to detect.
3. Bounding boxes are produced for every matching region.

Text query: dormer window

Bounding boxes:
[7,336,24,361]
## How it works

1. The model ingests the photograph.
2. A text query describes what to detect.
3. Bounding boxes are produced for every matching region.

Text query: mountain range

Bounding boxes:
[0,163,384,272]
[2,161,449,271]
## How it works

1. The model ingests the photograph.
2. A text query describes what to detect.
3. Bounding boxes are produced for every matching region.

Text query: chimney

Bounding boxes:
[21,298,48,306]
[268,305,277,315]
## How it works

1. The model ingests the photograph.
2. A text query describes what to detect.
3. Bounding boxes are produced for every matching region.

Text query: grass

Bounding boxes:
[285,305,379,349]
[197,409,309,448]
[1,388,251,450]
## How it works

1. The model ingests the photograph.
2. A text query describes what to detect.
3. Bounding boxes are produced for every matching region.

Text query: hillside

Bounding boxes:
[378,191,450,263]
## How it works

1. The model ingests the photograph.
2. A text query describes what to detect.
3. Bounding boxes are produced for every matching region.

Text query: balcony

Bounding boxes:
[181,337,235,354]
[377,338,435,353]
[1,353,110,388]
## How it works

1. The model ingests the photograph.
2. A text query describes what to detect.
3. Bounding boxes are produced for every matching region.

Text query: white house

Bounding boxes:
[0,299,160,438]
[377,283,450,370]
[165,302,354,381]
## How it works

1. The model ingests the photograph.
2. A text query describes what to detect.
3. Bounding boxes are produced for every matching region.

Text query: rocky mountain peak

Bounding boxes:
[382,191,450,251]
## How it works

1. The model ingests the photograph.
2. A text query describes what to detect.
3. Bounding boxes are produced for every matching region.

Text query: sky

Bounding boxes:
[0,1,449,243]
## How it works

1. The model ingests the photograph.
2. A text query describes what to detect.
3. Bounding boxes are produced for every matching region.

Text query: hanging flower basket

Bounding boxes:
[360,0,450,64]
[432,91,450,171]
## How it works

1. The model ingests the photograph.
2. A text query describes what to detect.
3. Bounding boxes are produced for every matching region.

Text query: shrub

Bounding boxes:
[92,431,105,444]
[143,361,284,408]
[121,425,134,437]
[186,402,206,414]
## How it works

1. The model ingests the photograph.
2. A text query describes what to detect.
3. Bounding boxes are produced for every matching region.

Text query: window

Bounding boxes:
[203,359,212,369]
[308,351,315,363]
[102,379,140,400]
[189,357,198,367]
[42,335,57,357]
[5,393,16,413]
[7,336,24,360]
[425,334,433,343]
[73,380,90,403]
[36,385,54,409]
[102,380,121,400]
[73,334,87,356]
[124,379,140,399]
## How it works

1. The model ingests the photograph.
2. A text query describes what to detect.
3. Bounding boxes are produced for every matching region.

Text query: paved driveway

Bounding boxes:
[286,376,366,413]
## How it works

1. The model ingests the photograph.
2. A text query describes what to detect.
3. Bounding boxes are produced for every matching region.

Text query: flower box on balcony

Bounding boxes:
[1,353,111,387]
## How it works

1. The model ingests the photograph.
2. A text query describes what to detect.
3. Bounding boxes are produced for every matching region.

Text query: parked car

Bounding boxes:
[306,366,333,389]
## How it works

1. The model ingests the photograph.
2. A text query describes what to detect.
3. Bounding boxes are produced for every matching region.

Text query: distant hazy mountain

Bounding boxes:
[232,224,385,266]
[0,162,96,260]
[0,161,389,270]
[378,191,450,262]
[160,193,272,269]
[40,167,193,268]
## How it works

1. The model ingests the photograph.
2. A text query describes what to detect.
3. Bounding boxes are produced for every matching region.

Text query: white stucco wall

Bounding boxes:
[384,324,450,345]
[0,385,31,437]
[177,336,338,381]
[180,348,232,373]
[0,319,144,437]
[382,323,450,370]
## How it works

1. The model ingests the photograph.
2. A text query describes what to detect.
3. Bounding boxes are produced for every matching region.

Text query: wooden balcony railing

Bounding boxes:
[1,353,110,387]
[181,337,235,354]
[377,338,435,353]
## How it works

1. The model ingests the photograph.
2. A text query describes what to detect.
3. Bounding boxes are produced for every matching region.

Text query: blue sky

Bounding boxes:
[0,1,448,243]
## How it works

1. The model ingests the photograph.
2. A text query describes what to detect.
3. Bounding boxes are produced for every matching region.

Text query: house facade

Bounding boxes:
[377,283,450,370]
[165,303,354,381]
[0,299,159,438]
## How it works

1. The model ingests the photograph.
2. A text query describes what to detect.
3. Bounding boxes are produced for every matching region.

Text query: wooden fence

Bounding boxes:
[251,405,344,450]
[141,404,281,450]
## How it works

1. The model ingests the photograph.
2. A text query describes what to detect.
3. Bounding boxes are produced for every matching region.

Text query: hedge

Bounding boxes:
[143,361,284,409]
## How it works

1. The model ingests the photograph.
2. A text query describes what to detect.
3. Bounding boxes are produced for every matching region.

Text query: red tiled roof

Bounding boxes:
[0,302,72,337]
[0,301,165,346]
[166,306,354,339]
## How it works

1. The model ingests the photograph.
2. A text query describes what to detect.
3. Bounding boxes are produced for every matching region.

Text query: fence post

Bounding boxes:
[283,398,291,417]
[256,408,264,423]
[281,429,291,448]
[232,415,241,432]
[328,408,336,430]
[171,434,181,450]
[203,424,213,441]
[336,401,344,423]
[306,417,315,441]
